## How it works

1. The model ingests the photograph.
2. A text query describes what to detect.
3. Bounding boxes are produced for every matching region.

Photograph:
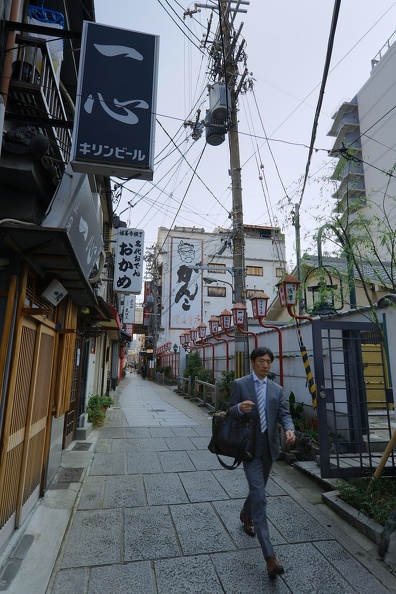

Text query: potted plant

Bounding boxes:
[86,394,114,427]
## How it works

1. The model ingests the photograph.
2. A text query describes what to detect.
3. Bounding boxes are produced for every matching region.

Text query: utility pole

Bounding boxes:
[192,0,251,376]
[293,202,302,314]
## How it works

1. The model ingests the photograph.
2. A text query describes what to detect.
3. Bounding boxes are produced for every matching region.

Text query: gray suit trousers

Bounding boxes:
[242,430,274,558]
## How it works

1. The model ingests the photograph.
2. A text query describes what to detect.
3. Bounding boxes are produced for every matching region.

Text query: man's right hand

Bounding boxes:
[240,400,255,413]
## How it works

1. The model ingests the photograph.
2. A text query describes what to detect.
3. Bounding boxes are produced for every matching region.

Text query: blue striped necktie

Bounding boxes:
[257,380,267,433]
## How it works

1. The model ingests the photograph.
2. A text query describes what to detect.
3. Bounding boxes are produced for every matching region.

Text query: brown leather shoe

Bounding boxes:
[266,555,285,579]
[240,510,255,537]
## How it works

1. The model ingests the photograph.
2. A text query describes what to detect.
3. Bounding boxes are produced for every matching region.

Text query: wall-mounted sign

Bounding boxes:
[42,164,103,278]
[123,295,136,323]
[41,279,67,306]
[71,21,159,180]
[169,238,202,329]
[114,229,144,294]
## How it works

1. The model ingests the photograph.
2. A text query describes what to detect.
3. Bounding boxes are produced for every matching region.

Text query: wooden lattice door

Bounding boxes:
[0,317,55,547]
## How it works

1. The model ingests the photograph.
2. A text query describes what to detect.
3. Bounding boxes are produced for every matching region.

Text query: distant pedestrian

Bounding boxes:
[228,346,296,579]
[141,363,147,379]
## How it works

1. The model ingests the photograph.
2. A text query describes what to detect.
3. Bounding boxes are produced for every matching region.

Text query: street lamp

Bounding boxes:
[172,343,179,378]
[231,302,258,349]
[203,276,235,302]
[219,309,234,337]
[277,274,312,321]
[197,322,215,382]
[208,315,230,371]
[180,331,191,351]
[249,292,284,386]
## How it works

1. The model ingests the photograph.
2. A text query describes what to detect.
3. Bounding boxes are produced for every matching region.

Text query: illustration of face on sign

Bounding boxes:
[175,241,200,312]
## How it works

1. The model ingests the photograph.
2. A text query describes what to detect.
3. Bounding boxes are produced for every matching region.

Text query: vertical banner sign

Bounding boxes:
[169,238,202,329]
[143,281,152,327]
[123,295,136,323]
[71,21,159,180]
[114,229,144,294]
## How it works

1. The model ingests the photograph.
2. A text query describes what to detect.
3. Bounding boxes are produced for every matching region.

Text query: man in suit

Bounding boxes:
[228,346,296,579]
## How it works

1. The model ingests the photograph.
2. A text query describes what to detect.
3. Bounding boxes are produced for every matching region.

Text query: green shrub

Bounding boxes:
[218,370,235,403]
[183,351,215,387]
[196,368,213,383]
[338,476,396,526]
[86,394,114,427]
[289,391,304,421]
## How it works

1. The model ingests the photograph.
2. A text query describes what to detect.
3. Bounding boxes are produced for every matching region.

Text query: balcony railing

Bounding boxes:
[7,34,72,173]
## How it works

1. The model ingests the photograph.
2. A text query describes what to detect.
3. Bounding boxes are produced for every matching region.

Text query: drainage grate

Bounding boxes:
[72,442,92,452]
[57,468,84,483]
[150,409,165,413]
[48,482,70,490]
[0,535,34,590]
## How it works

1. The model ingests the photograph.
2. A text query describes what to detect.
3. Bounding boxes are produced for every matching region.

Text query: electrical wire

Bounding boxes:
[297,0,342,209]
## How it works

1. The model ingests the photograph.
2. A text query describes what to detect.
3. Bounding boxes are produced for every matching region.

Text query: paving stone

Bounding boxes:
[78,476,105,510]
[187,449,225,471]
[268,495,332,543]
[158,451,196,473]
[144,473,189,505]
[136,437,169,451]
[50,568,88,594]
[211,468,248,498]
[266,476,287,497]
[99,427,126,439]
[60,509,122,568]
[211,498,260,549]
[211,549,290,593]
[154,555,224,594]
[90,453,126,476]
[314,540,391,594]
[191,425,212,436]
[211,498,286,549]
[127,452,162,474]
[88,562,155,594]
[103,475,146,508]
[179,470,229,502]
[126,427,151,438]
[148,427,176,438]
[277,542,357,593]
[189,436,211,449]
[170,502,235,554]
[111,438,140,453]
[124,506,180,561]
[168,426,202,437]
[164,437,197,451]
[95,439,112,453]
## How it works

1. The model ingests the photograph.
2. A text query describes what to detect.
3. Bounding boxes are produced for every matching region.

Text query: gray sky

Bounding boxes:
[94,0,396,270]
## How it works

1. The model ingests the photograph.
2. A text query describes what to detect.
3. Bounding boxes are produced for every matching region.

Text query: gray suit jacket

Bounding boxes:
[228,373,295,462]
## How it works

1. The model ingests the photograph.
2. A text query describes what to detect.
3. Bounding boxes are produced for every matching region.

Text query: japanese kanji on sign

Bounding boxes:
[71,21,159,180]
[114,229,144,294]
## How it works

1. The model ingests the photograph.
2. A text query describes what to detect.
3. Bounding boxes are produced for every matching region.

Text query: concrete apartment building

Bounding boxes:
[328,29,396,261]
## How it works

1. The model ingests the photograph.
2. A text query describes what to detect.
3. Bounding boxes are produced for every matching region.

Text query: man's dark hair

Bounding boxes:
[250,347,274,362]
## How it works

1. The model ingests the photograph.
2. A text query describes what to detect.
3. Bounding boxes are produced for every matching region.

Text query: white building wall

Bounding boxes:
[156,225,286,358]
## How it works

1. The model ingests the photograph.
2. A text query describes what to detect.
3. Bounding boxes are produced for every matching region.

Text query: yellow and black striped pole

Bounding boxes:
[296,320,317,408]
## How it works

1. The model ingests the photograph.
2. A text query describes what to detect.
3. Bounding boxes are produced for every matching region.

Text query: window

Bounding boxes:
[207,263,226,274]
[208,286,226,297]
[246,266,263,276]
[276,267,284,277]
